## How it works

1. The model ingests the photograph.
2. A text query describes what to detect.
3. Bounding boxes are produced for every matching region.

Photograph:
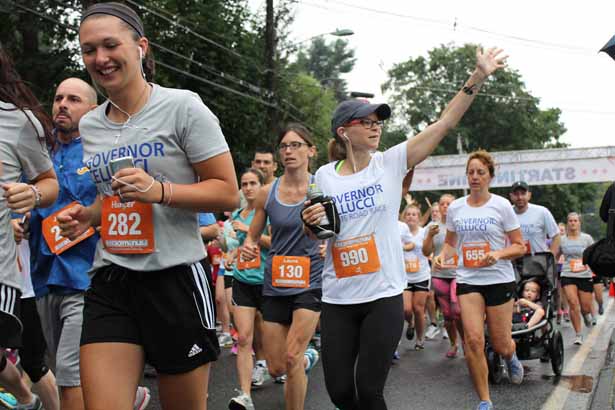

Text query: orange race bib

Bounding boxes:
[332,234,381,279]
[405,258,420,273]
[524,240,531,255]
[101,196,154,254]
[236,247,261,270]
[462,242,491,268]
[272,255,311,288]
[42,202,95,255]
[570,258,586,273]
[441,254,459,269]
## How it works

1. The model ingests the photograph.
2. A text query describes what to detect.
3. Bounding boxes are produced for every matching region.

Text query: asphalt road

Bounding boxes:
[142,294,614,410]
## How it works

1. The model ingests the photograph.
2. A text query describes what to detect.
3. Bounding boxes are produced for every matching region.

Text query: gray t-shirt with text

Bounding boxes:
[81,84,229,272]
[0,104,52,290]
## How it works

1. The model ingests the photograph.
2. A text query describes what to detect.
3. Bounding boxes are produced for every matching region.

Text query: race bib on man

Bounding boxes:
[272,255,310,288]
[42,202,95,255]
[101,196,154,254]
[236,247,261,270]
[332,234,381,279]
[462,242,491,268]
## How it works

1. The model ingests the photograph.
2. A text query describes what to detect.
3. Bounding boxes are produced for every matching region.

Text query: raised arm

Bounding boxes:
[406,47,507,169]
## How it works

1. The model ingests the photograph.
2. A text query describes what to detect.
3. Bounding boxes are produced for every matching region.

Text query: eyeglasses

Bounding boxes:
[277,141,310,151]
[346,118,385,129]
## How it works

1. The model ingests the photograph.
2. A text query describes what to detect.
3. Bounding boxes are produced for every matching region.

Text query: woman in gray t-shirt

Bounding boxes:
[58,4,238,410]
[0,45,58,410]
[558,212,595,345]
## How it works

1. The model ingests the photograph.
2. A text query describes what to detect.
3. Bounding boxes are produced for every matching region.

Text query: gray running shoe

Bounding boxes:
[251,363,271,388]
[229,391,255,410]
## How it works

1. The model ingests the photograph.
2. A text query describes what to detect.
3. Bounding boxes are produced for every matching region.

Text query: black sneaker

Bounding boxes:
[406,326,415,340]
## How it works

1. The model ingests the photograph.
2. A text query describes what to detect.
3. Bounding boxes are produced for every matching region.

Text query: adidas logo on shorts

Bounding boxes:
[188,344,203,358]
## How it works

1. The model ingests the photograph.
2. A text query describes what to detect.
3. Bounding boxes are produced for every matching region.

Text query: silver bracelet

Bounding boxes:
[29,185,42,208]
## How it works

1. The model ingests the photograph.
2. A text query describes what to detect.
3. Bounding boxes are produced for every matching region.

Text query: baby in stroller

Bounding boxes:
[513,279,546,329]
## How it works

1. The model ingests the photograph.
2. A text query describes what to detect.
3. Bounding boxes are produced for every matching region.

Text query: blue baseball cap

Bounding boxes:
[331,99,391,137]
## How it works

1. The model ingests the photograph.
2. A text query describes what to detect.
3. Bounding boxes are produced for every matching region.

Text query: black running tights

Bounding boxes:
[321,294,403,410]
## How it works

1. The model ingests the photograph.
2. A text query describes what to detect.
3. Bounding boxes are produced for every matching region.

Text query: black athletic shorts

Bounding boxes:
[0,283,22,348]
[81,261,219,374]
[232,280,263,311]
[561,277,594,293]
[19,297,48,382]
[262,289,322,325]
[456,281,516,307]
[224,275,234,289]
[404,279,430,292]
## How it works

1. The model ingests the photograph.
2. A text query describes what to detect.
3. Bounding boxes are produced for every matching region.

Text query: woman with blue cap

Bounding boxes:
[303,46,507,410]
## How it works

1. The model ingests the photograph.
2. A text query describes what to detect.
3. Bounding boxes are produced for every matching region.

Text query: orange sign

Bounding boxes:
[42,202,95,255]
[570,258,586,273]
[236,247,261,270]
[441,254,459,269]
[332,234,381,279]
[462,242,491,268]
[272,255,311,288]
[405,258,420,273]
[100,196,154,254]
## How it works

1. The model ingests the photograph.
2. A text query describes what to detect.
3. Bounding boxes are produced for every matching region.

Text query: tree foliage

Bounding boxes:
[0,0,342,172]
[292,37,355,102]
[382,43,599,216]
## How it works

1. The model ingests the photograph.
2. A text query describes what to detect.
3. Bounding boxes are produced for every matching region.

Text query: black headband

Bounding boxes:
[81,2,144,38]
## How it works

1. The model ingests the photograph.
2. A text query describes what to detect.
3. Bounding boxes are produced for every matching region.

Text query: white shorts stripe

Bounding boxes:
[0,284,17,315]
[195,262,216,328]
[190,263,215,330]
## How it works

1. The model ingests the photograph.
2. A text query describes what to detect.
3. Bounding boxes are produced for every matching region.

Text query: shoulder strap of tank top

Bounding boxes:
[265,177,280,209]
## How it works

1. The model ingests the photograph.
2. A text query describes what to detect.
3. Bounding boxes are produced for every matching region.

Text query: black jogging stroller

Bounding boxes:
[486,252,564,384]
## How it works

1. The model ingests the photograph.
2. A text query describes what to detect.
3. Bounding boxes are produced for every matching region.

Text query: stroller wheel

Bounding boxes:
[487,347,505,384]
[550,330,564,376]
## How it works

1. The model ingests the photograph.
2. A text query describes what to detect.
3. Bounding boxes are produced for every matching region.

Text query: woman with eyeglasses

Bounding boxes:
[302,47,507,410]
[57,3,238,409]
[241,123,322,410]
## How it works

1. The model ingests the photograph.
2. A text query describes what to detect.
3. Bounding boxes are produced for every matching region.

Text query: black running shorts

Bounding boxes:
[456,281,516,307]
[262,289,322,325]
[561,276,594,293]
[81,261,219,374]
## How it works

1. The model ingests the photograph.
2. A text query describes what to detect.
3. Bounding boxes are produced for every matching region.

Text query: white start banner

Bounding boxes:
[411,146,615,191]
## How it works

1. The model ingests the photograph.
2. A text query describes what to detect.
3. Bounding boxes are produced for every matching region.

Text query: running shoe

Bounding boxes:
[231,342,238,355]
[425,323,440,339]
[414,341,425,351]
[583,314,593,327]
[251,362,271,388]
[574,334,584,345]
[599,304,604,315]
[446,345,458,358]
[304,348,319,374]
[134,386,151,410]
[228,391,254,410]
[405,326,415,340]
[0,389,17,408]
[274,375,287,384]
[218,332,234,348]
[592,316,598,326]
[311,332,322,350]
[506,353,524,385]
[564,311,570,322]
[442,329,449,340]
[392,350,400,361]
[476,400,493,410]
[13,394,42,410]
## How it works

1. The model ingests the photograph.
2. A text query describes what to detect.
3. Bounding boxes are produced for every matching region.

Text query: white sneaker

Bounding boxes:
[251,363,271,388]
[425,323,440,339]
[218,332,233,347]
[573,334,584,345]
[228,391,255,410]
[583,314,593,327]
[442,329,449,340]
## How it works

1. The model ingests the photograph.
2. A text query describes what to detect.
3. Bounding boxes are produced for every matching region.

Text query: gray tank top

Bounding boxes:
[264,177,323,296]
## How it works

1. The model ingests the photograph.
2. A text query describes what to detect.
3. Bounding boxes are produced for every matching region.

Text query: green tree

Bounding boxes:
[382,43,598,214]
[292,37,356,102]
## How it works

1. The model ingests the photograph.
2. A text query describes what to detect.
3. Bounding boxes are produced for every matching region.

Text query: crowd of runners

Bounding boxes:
[0,2,610,410]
